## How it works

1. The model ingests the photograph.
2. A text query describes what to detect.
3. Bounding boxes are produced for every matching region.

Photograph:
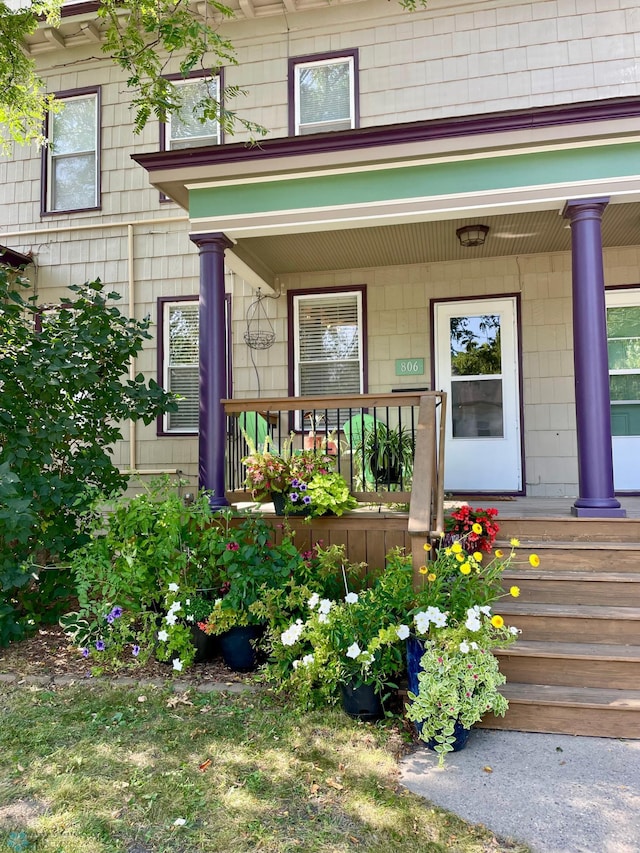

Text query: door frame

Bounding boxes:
[430,292,526,495]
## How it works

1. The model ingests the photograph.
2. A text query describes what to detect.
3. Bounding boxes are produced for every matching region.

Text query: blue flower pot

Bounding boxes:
[406,636,471,752]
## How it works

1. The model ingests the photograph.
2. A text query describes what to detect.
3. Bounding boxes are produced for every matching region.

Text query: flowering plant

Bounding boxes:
[243,438,356,517]
[444,504,500,553]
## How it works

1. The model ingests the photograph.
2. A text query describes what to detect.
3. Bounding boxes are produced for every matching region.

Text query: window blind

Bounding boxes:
[297,60,353,134]
[167,303,199,432]
[168,78,220,150]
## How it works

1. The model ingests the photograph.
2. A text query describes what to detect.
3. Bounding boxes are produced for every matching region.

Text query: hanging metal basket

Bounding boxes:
[243,328,276,350]
[244,289,276,350]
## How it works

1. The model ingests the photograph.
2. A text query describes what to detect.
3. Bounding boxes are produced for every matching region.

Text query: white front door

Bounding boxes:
[607,289,640,491]
[434,297,522,492]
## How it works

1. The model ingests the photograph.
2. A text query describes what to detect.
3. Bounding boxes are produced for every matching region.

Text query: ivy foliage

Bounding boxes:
[0,265,176,643]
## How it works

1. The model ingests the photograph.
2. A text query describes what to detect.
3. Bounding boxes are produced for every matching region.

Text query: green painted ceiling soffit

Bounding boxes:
[188,141,640,220]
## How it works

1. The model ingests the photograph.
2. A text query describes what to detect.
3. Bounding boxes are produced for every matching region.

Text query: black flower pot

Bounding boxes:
[191,624,218,664]
[272,492,311,517]
[340,681,384,721]
[219,624,263,672]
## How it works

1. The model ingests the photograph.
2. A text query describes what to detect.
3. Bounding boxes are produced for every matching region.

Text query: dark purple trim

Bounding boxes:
[59,2,101,17]
[156,292,232,437]
[286,285,368,432]
[41,86,101,217]
[429,292,525,497]
[287,49,359,136]
[564,198,624,517]
[133,95,640,173]
[0,246,32,268]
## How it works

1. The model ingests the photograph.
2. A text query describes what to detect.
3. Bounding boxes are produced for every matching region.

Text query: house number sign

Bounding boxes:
[395,358,425,376]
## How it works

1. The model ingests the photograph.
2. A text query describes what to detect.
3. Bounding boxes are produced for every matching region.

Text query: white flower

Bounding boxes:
[344,592,359,604]
[396,624,410,640]
[168,583,179,593]
[308,592,320,609]
[470,641,479,650]
[459,640,470,653]
[186,615,194,623]
[360,651,374,668]
[479,605,492,617]
[509,626,521,635]
[157,629,169,642]
[281,620,305,647]
[172,658,183,671]
[301,654,315,666]
[318,598,333,615]
[346,642,362,659]
[292,659,301,670]
[429,607,448,628]
[173,817,186,826]
[414,611,431,635]
[185,599,191,606]
[318,613,329,624]
[165,611,178,626]
[169,601,182,614]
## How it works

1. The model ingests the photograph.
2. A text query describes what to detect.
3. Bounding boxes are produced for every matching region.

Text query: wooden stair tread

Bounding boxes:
[499,682,640,710]
[502,570,640,582]
[496,540,640,550]
[495,640,640,661]
[499,602,640,619]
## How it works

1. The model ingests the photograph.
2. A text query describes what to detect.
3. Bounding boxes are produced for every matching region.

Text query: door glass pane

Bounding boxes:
[451,379,504,438]
[450,314,502,376]
[608,304,640,435]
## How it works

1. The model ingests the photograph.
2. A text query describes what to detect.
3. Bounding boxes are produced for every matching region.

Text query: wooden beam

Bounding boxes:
[43,28,66,49]
[238,0,256,16]
[80,22,102,43]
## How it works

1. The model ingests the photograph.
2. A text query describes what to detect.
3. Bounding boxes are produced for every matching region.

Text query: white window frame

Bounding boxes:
[293,55,356,136]
[164,76,221,150]
[46,90,99,213]
[291,289,365,428]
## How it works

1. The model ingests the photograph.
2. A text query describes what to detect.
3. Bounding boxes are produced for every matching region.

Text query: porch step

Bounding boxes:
[498,602,640,643]
[496,517,640,543]
[501,569,640,606]
[478,683,640,738]
[503,541,640,572]
[495,641,640,689]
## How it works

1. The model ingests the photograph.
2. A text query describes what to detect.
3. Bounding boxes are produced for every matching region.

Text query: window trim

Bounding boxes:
[157,294,232,436]
[287,49,359,137]
[287,285,368,425]
[41,86,101,216]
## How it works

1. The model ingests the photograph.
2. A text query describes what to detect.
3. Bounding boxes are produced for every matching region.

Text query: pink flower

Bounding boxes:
[226,542,239,551]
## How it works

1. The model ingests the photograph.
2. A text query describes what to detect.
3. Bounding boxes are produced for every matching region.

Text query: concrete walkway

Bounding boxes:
[400,729,640,853]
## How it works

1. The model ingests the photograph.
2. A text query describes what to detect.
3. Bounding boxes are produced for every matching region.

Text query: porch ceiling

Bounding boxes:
[233,202,640,276]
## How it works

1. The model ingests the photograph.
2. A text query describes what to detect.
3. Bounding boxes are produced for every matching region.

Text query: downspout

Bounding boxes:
[128,224,137,472]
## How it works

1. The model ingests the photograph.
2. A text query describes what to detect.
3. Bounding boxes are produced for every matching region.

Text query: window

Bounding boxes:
[607,292,640,437]
[44,88,99,213]
[289,51,358,136]
[289,287,366,427]
[164,75,221,150]
[158,296,231,435]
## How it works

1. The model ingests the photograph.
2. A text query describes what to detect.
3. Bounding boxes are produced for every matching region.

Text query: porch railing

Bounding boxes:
[222,392,447,554]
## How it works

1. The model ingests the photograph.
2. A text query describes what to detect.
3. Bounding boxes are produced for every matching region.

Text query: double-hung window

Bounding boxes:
[289,50,358,136]
[164,74,221,150]
[290,287,366,428]
[44,88,100,213]
[158,296,232,435]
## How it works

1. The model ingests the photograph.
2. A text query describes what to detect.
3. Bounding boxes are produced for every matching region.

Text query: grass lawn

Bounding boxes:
[0,683,530,853]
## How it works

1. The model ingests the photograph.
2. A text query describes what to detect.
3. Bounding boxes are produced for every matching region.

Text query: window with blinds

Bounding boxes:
[294,56,355,135]
[165,301,199,432]
[292,290,364,427]
[166,77,221,150]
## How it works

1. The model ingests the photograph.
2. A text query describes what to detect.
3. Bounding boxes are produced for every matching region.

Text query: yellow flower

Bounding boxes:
[460,563,471,575]
[510,537,520,547]
[456,553,465,562]
[423,542,432,551]
[494,549,504,558]
[491,614,504,629]
[419,565,428,575]
[427,572,437,582]
[451,542,463,554]
[444,548,452,556]
[472,522,483,535]
[473,552,483,562]
[529,553,540,567]
[510,586,520,598]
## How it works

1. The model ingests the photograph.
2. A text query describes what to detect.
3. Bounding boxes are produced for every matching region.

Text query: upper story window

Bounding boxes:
[289,50,359,136]
[43,87,100,214]
[163,74,222,150]
[289,286,367,427]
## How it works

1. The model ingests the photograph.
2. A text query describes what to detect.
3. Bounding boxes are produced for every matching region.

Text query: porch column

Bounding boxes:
[563,198,625,518]
[190,231,234,508]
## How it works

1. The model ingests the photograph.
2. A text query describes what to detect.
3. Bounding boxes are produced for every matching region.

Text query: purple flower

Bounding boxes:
[290,492,299,503]
[95,640,106,652]
[302,495,312,505]
[106,613,115,624]
[132,645,140,657]
[111,606,123,619]
[298,482,307,491]
[291,478,301,488]
[80,648,89,658]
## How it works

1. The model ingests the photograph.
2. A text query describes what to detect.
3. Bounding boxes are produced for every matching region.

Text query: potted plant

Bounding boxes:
[361,421,414,487]
[444,504,500,553]
[399,531,538,765]
[243,438,357,517]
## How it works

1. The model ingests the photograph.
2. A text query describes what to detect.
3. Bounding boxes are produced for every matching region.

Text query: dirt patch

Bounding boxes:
[0,799,49,829]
